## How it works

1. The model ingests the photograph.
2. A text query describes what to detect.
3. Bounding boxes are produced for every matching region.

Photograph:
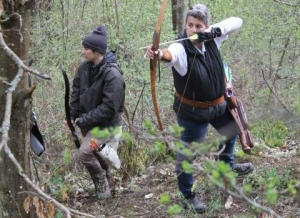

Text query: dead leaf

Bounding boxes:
[160,169,167,175]
[23,196,31,214]
[232,203,240,208]
[144,193,153,199]
[224,195,233,209]
[45,203,55,218]
[75,202,83,208]
[61,192,68,202]
[34,200,41,217]
[33,196,39,206]
[38,201,45,218]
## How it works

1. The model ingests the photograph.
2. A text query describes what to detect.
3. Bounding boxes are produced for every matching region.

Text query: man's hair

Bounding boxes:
[185,4,211,25]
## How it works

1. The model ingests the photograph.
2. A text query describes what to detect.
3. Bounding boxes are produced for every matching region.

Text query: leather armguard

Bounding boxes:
[160,49,172,62]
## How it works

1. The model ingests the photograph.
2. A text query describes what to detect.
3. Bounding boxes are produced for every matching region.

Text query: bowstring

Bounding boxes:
[176,51,198,116]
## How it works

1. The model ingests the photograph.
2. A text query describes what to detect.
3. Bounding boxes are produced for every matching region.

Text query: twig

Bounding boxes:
[261,69,294,118]
[196,161,283,218]
[3,144,69,218]
[0,68,95,217]
[273,0,298,6]
[0,67,23,152]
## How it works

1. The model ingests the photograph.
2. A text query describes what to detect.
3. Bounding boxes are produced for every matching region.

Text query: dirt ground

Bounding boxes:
[48,140,300,218]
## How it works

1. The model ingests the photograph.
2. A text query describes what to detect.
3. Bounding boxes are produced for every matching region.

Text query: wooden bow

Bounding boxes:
[150,0,169,148]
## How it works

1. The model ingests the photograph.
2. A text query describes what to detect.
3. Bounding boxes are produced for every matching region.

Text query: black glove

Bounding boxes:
[197,27,222,43]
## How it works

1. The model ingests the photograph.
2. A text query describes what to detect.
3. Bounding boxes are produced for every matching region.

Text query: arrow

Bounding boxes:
[140,34,198,49]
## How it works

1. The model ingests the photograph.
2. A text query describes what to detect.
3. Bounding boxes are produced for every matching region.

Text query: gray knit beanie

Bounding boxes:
[82,25,107,53]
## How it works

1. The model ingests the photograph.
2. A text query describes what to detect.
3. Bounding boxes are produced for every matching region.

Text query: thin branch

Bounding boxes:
[0,12,95,218]
[0,68,95,217]
[3,144,77,218]
[261,69,294,118]
[273,0,299,7]
[0,68,23,152]
[196,161,283,218]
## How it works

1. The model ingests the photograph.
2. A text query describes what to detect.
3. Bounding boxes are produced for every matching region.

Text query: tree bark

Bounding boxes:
[176,0,184,33]
[171,0,177,33]
[0,2,34,218]
[171,0,185,34]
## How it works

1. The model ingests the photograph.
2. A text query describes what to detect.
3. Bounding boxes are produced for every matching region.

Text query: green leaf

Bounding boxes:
[266,189,278,204]
[216,161,231,175]
[90,126,100,137]
[211,170,220,184]
[182,147,194,159]
[63,149,71,164]
[155,141,165,152]
[243,184,252,194]
[55,210,63,218]
[181,161,193,174]
[168,124,184,137]
[159,193,171,204]
[52,175,62,185]
[287,179,298,195]
[174,142,184,150]
[235,149,244,158]
[167,204,182,215]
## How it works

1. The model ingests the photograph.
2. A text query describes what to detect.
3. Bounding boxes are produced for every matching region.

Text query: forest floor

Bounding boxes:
[40,138,300,218]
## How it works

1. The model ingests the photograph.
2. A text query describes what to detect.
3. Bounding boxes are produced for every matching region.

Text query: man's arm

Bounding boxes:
[76,69,124,128]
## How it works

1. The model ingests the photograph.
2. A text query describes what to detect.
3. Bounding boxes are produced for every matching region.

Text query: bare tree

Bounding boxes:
[171,0,185,34]
[0,1,36,217]
[0,1,97,217]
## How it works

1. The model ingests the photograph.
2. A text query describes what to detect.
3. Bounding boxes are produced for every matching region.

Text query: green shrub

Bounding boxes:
[251,120,288,148]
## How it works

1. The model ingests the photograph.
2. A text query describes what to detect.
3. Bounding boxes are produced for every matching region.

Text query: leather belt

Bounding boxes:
[175,91,224,109]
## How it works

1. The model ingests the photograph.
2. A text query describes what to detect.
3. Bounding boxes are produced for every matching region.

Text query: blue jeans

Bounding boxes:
[175,108,238,198]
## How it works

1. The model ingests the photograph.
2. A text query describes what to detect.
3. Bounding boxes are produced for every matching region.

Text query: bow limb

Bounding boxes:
[61,68,81,149]
[150,0,168,147]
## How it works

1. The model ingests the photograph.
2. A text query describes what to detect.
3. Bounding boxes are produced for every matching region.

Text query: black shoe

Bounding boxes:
[232,162,254,176]
[184,193,207,213]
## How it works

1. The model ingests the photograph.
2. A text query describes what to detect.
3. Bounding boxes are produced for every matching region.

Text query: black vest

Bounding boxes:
[172,31,225,102]
[171,31,228,122]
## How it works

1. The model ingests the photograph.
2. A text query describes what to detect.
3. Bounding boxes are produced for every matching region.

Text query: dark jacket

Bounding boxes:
[172,31,227,122]
[70,50,125,132]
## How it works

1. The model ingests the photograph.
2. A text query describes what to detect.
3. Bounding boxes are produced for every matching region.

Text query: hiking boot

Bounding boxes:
[232,162,254,176]
[93,175,111,200]
[184,193,207,213]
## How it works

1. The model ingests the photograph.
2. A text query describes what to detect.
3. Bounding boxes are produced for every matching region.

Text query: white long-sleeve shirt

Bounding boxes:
[166,17,243,76]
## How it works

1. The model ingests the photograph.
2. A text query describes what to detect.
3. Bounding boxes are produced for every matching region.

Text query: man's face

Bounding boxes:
[81,47,98,62]
[185,16,208,42]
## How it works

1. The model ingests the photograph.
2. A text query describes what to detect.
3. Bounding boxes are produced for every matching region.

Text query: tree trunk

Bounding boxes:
[171,0,177,33]
[0,2,34,218]
[171,0,185,34]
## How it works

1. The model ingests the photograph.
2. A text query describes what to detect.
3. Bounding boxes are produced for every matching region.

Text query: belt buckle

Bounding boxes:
[203,101,212,107]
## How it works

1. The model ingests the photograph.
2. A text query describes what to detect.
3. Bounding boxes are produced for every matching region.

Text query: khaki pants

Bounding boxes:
[78,128,121,178]
[79,131,109,177]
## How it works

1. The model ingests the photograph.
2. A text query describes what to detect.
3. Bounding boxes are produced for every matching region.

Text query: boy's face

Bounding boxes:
[82,47,97,62]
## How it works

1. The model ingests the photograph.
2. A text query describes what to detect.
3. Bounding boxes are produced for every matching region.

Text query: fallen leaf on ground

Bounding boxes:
[225,195,233,209]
